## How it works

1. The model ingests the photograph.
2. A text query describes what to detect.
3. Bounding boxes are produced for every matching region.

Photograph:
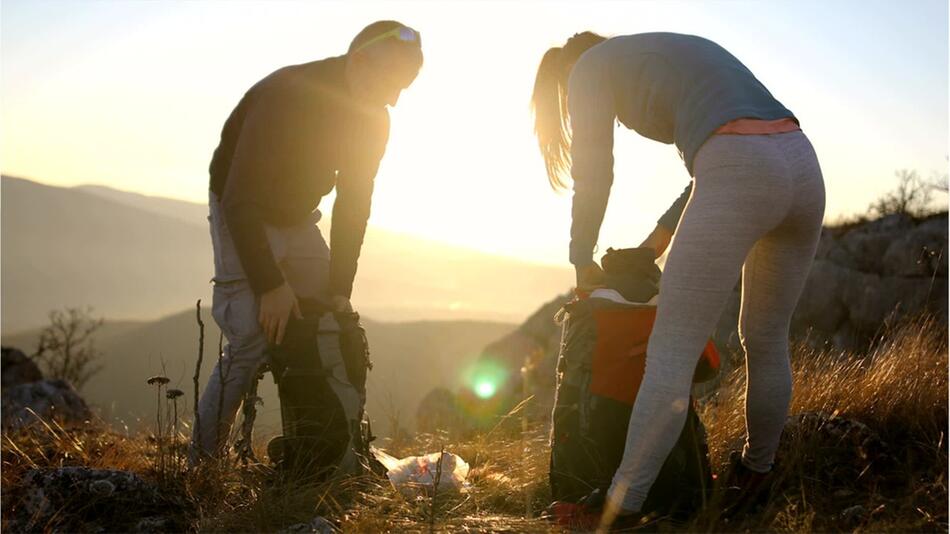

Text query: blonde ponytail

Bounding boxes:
[531,32,607,190]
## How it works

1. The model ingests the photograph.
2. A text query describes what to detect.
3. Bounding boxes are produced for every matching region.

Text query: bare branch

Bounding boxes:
[868,169,937,219]
[32,306,104,390]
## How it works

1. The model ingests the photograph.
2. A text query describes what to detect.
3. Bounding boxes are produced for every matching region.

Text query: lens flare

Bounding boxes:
[464,359,507,400]
[457,359,510,426]
[473,380,496,399]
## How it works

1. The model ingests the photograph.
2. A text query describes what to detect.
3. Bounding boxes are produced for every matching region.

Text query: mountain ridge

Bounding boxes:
[2,175,571,332]
[1,305,515,436]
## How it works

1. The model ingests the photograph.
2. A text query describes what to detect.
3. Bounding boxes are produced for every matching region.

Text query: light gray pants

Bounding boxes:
[608,131,825,512]
[192,192,330,458]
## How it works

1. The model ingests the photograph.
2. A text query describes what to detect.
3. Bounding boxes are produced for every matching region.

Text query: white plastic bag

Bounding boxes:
[373,448,470,498]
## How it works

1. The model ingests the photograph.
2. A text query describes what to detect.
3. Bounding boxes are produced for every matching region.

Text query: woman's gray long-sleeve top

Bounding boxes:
[567,32,795,266]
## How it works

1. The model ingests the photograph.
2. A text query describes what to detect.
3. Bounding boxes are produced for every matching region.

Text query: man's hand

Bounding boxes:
[258,282,301,345]
[575,262,606,292]
[331,295,354,313]
[639,225,675,258]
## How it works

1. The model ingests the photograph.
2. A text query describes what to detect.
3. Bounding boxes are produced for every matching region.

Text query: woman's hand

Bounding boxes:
[639,225,675,258]
[258,281,302,345]
[575,262,606,292]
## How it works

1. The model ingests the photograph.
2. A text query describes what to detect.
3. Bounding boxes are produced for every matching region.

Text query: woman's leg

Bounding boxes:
[738,133,825,472]
[607,134,793,513]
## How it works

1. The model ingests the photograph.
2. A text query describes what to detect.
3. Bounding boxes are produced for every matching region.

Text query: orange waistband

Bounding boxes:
[715,117,800,135]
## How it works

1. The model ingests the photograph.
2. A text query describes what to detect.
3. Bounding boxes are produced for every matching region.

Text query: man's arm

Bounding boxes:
[220,86,290,296]
[568,56,616,269]
[329,111,390,301]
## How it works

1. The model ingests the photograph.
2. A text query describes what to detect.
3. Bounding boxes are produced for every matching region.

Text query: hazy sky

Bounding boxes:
[2,0,948,265]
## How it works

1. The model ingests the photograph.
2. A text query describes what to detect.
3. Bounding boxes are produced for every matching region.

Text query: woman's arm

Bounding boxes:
[640,183,691,258]
[641,182,692,258]
[639,224,674,258]
[567,55,617,270]
[657,183,691,235]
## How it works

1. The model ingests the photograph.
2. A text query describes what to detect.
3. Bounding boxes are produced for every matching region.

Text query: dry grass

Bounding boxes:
[2,316,947,532]
[1,415,151,483]
[706,315,948,462]
[698,314,948,532]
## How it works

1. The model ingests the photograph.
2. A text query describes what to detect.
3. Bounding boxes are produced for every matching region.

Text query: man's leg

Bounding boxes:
[193,280,267,458]
[265,212,330,301]
[193,198,329,460]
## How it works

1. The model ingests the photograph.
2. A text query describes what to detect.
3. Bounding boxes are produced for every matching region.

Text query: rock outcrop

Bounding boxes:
[782,411,890,467]
[713,212,948,353]
[1,346,93,430]
[1,347,43,388]
[2,379,93,430]
[9,467,188,533]
[772,411,908,530]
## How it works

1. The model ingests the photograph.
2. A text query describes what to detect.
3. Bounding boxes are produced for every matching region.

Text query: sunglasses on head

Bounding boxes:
[352,26,421,54]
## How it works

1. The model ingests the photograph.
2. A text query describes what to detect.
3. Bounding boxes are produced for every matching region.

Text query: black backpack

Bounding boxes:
[264,301,378,482]
[549,248,718,518]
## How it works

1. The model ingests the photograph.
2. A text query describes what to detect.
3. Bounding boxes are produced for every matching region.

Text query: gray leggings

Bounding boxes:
[608,131,825,512]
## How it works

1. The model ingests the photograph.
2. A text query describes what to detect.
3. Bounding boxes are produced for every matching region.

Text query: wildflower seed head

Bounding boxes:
[147,376,170,386]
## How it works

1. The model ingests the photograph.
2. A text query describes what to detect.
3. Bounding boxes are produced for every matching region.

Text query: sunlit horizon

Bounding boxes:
[3,0,947,266]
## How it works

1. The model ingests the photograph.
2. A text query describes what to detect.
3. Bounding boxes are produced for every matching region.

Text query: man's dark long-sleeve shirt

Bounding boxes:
[209,56,389,297]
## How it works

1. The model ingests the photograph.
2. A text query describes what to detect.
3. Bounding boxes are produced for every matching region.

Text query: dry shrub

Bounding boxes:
[705,315,947,464]
[792,316,946,436]
[2,419,151,488]
[699,314,948,532]
[1,419,159,532]
[2,416,262,532]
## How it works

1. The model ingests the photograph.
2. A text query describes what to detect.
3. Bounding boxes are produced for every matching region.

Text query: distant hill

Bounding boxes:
[1,177,215,334]
[2,176,572,332]
[2,307,514,437]
[75,184,209,227]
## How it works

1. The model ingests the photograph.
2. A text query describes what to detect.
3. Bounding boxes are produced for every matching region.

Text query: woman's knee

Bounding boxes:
[741,330,793,391]
[738,318,790,356]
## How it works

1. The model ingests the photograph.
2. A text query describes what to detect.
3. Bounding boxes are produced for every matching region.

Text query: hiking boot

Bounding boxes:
[543,490,604,531]
[719,450,774,517]
[576,489,651,532]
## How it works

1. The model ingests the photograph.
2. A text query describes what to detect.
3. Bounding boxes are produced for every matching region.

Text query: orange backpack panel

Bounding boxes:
[589,306,720,405]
